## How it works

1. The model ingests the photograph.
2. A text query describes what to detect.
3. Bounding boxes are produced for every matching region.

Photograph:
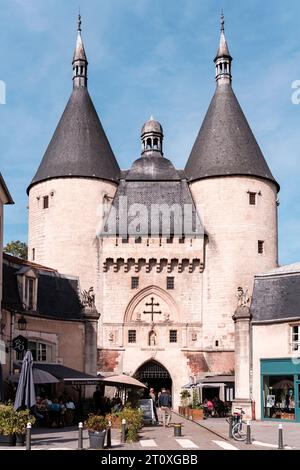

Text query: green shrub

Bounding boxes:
[85,414,108,432]
[0,404,35,436]
[118,406,143,443]
[15,409,36,435]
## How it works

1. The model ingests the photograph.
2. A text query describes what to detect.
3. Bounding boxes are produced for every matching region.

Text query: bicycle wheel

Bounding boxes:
[232,423,246,441]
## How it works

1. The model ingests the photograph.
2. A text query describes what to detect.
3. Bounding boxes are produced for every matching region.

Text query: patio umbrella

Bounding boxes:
[100,374,147,389]
[272,379,294,390]
[14,351,36,410]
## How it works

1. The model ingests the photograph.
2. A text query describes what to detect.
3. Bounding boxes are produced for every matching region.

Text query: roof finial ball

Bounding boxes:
[141,116,164,157]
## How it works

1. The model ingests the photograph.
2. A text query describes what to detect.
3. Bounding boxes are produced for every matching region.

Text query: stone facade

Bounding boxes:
[28,178,117,292]
[189,176,278,352]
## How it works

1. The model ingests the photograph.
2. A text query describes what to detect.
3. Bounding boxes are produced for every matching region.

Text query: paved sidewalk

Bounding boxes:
[0,415,298,451]
[194,417,300,450]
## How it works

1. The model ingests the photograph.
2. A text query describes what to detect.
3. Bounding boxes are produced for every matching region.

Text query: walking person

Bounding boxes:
[158,388,172,427]
[149,387,159,424]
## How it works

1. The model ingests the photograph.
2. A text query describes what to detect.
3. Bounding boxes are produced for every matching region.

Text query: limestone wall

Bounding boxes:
[189,176,278,354]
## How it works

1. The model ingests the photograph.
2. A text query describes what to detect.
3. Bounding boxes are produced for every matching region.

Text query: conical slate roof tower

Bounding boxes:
[28,15,120,193]
[185,13,278,189]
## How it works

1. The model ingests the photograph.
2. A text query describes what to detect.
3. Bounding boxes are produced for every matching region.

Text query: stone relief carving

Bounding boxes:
[81,287,95,308]
[191,332,197,341]
[236,286,250,307]
[108,332,114,342]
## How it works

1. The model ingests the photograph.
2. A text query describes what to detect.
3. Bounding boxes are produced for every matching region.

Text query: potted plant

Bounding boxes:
[0,404,16,446]
[14,409,36,446]
[179,390,191,415]
[189,388,204,420]
[85,414,108,449]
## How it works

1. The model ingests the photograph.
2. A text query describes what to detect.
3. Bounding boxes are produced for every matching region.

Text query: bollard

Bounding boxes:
[106,421,112,448]
[174,424,182,437]
[228,416,233,439]
[246,420,252,445]
[278,424,284,450]
[78,422,83,450]
[26,422,31,451]
[121,418,126,443]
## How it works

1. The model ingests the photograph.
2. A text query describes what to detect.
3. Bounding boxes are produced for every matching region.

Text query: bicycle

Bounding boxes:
[227,408,247,441]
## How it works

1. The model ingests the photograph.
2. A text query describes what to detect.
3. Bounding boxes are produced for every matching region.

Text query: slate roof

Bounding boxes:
[104,156,203,237]
[0,172,14,204]
[185,83,279,189]
[251,264,300,322]
[2,254,82,321]
[28,86,120,192]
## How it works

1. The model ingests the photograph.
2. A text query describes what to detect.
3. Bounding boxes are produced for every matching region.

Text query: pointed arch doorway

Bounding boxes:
[134,360,172,397]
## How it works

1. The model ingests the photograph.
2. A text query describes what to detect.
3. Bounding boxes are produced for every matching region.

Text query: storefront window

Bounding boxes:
[16,340,52,362]
[263,375,295,420]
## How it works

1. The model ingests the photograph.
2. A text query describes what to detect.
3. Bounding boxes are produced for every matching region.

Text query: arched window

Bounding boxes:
[146,138,152,149]
[153,138,158,149]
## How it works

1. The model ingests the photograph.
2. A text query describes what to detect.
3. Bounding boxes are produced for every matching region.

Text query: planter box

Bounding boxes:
[89,430,106,449]
[190,409,204,420]
[16,434,26,447]
[0,434,16,447]
[177,407,204,420]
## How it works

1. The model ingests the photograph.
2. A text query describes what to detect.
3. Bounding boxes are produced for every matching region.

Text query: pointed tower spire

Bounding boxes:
[73,14,88,88]
[214,12,232,85]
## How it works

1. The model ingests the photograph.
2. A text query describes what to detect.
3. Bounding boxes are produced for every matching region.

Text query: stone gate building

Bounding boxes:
[26,15,279,407]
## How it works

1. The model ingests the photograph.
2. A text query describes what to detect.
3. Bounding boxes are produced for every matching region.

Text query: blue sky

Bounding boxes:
[1,0,300,265]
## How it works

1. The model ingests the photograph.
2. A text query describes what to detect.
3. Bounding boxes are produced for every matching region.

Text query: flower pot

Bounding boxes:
[191,409,204,420]
[88,430,106,449]
[15,433,26,447]
[0,434,16,446]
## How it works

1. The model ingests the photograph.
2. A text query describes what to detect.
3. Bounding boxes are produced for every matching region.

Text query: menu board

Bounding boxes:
[138,399,155,423]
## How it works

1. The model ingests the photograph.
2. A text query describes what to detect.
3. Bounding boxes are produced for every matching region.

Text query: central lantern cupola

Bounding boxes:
[141,116,164,157]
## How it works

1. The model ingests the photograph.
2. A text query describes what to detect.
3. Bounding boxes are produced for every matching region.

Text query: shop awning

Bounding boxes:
[35,363,102,385]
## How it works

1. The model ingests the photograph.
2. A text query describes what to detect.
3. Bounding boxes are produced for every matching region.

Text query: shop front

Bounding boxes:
[261,359,300,422]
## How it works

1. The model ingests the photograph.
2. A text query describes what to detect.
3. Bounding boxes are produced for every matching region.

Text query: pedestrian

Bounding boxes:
[158,388,172,427]
[149,387,159,424]
[93,386,102,413]
[207,399,214,417]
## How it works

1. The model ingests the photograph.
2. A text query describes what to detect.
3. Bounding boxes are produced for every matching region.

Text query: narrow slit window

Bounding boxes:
[167,277,174,290]
[131,277,139,289]
[169,330,177,343]
[128,330,136,343]
[258,240,264,254]
[43,196,49,209]
[249,192,256,205]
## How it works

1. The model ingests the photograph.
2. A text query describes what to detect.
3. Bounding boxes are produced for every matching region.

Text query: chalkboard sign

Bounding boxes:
[138,399,155,423]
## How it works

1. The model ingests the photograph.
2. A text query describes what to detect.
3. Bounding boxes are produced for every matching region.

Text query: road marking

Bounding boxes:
[213,440,239,450]
[252,440,292,450]
[140,439,157,447]
[175,439,199,449]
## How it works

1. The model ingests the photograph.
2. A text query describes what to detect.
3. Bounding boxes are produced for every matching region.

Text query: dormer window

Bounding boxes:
[25,277,35,310]
[17,267,38,311]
